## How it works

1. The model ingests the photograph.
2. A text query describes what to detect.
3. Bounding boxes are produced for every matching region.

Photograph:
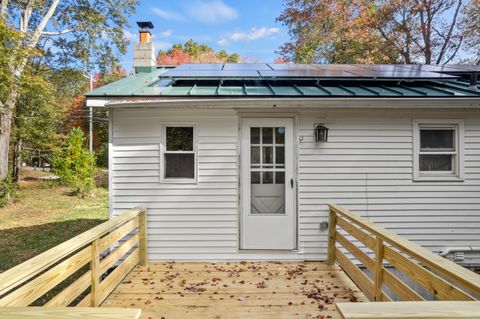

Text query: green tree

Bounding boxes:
[11,68,63,181]
[52,128,96,197]
[0,0,137,184]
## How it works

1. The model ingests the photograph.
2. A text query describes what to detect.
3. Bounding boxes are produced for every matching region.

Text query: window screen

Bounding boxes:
[419,128,456,173]
[164,126,195,179]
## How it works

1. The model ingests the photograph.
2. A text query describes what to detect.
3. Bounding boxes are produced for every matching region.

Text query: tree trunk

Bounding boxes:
[0,95,16,181]
[12,139,22,182]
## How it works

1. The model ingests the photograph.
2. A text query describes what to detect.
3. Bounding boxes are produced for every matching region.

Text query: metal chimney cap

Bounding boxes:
[137,21,154,30]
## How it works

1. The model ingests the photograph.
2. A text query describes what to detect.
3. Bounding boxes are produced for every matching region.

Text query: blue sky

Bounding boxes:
[121,0,289,71]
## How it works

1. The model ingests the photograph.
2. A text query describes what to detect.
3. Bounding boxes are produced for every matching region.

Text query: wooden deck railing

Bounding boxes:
[0,207,147,307]
[327,204,480,302]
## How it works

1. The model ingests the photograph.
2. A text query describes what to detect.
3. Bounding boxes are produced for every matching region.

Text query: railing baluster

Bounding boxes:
[327,208,337,265]
[139,208,148,266]
[90,238,100,307]
[374,237,384,301]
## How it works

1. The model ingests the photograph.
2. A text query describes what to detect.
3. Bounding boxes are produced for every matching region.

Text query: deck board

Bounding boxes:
[101,261,367,319]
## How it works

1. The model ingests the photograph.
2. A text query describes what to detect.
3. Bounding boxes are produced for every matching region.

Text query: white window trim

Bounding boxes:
[413,119,464,182]
[160,123,198,184]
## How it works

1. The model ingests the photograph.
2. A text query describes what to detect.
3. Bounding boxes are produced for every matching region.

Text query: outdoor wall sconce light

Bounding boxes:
[314,124,329,142]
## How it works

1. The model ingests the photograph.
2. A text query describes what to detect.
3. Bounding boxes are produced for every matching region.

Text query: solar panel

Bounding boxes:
[223,63,272,71]
[174,63,224,71]
[162,69,259,78]
[348,70,458,79]
[268,64,319,71]
[259,70,358,78]
[160,63,473,80]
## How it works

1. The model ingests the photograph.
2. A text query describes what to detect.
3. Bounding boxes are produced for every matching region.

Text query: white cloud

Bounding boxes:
[230,27,280,41]
[152,7,184,21]
[160,29,173,37]
[186,0,238,24]
[217,38,229,46]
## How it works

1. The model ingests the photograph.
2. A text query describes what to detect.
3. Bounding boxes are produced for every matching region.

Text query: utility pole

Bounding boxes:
[89,73,93,153]
[82,72,94,153]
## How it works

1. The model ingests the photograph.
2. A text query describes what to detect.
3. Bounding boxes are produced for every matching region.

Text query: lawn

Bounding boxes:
[0,170,108,272]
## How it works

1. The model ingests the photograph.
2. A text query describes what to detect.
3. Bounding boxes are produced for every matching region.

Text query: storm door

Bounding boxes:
[240,118,295,250]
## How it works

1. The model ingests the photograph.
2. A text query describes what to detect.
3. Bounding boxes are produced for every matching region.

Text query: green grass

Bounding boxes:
[0,183,108,272]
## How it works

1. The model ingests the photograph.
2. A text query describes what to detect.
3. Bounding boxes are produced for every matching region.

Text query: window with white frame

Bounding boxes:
[162,126,196,181]
[413,120,464,181]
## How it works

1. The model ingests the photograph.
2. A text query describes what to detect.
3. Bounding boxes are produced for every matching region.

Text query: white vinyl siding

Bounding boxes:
[297,109,480,260]
[111,106,480,262]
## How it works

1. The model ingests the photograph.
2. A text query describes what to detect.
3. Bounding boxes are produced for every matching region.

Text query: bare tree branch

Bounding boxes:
[436,0,463,64]
[443,36,463,65]
[41,28,77,36]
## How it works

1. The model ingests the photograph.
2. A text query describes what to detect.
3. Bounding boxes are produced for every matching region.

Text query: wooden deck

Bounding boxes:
[101,261,367,319]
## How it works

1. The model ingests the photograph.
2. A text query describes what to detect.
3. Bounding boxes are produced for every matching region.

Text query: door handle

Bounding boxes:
[290,178,294,188]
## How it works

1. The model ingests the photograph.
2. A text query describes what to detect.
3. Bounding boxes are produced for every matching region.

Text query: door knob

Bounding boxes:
[290,178,294,188]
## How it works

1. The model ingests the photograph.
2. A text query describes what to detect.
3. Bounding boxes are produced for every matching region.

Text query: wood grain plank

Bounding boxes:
[336,301,480,319]
[100,233,140,274]
[0,246,91,306]
[336,216,376,250]
[329,204,480,296]
[383,246,474,301]
[0,307,141,319]
[99,218,139,253]
[44,271,91,307]
[0,207,145,296]
[334,247,375,301]
[98,249,140,304]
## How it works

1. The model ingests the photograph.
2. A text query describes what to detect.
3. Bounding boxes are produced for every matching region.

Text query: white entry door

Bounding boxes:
[240,118,295,250]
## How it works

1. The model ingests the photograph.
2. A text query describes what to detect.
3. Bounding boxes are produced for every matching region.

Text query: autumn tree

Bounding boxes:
[277,0,479,64]
[157,39,240,65]
[0,0,137,185]
[277,0,396,63]
[461,0,480,64]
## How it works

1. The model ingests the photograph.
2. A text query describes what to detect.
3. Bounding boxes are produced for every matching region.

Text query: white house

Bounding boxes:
[86,22,480,264]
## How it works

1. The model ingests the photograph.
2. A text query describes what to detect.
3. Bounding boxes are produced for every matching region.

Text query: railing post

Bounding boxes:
[138,208,148,266]
[374,236,384,301]
[90,238,100,307]
[327,207,337,265]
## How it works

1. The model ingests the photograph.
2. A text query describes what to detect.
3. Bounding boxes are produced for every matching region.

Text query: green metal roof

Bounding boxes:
[85,65,480,98]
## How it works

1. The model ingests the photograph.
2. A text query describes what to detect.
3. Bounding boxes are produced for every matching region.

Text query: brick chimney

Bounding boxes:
[133,21,156,73]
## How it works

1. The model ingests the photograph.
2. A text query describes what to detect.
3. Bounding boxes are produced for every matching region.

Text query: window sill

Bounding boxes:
[413,175,464,182]
[161,178,198,184]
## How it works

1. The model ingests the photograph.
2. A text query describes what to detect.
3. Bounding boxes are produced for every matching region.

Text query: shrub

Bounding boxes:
[52,128,96,197]
[0,172,18,207]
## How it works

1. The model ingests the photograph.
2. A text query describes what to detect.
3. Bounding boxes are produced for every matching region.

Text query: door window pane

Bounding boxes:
[166,127,193,151]
[251,128,260,144]
[262,128,273,144]
[420,154,453,171]
[263,146,273,164]
[275,127,285,144]
[262,171,273,184]
[276,146,284,165]
[251,171,260,184]
[420,129,454,150]
[251,146,260,164]
[165,153,195,178]
[275,172,285,184]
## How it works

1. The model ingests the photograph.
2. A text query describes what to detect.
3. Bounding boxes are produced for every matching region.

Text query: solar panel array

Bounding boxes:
[161,63,480,80]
